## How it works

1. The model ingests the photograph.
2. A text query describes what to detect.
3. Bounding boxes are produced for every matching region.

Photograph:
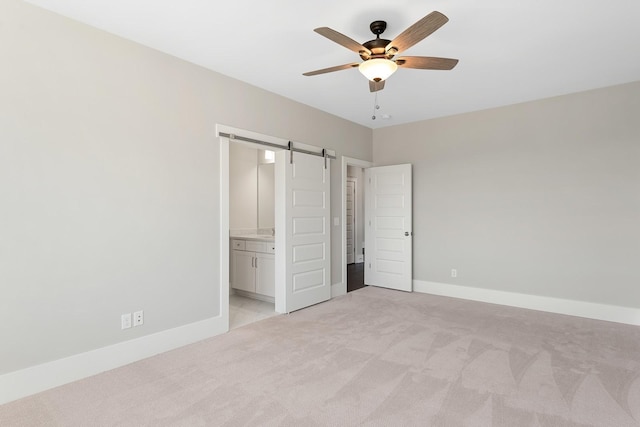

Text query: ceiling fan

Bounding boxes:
[303,11,459,92]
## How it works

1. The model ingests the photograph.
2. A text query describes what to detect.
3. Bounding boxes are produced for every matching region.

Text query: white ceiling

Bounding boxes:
[26,0,640,129]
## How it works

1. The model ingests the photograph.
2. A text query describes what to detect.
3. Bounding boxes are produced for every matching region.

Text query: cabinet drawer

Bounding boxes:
[265,242,276,254]
[245,241,266,253]
[231,240,245,250]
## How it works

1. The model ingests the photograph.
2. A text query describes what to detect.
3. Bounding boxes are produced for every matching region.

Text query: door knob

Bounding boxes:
[405,232,411,236]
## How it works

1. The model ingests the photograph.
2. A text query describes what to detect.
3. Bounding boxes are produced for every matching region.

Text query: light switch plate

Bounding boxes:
[121,313,132,330]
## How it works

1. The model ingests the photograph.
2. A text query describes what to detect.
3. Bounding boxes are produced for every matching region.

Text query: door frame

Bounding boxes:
[218,124,337,324]
[218,125,288,330]
[339,156,373,297]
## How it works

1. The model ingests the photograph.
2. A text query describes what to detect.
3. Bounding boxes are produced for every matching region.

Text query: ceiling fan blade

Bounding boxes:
[395,56,458,70]
[303,63,360,76]
[369,80,385,92]
[314,27,372,57]
[385,11,449,54]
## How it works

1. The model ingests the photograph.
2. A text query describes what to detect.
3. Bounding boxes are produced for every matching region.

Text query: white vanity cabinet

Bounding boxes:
[231,238,275,299]
[255,252,275,297]
[232,250,256,293]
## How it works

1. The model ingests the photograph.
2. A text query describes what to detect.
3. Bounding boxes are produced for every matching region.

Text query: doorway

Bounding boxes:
[218,124,335,332]
[341,156,373,295]
[341,158,414,295]
[228,142,278,329]
[346,170,365,292]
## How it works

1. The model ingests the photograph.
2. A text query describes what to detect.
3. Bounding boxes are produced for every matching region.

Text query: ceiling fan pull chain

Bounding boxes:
[372,92,380,120]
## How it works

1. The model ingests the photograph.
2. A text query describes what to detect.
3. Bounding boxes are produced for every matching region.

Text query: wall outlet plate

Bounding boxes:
[133,310,144,326]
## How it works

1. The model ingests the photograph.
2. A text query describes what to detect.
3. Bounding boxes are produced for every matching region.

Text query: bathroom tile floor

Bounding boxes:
[229,294,278,330]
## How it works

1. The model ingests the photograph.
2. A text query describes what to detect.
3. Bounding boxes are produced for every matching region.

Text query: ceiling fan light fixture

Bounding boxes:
[358,58,397,82]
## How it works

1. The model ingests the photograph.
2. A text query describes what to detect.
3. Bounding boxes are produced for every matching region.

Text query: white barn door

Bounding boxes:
[365,164,412,292]
[275,150,331,313]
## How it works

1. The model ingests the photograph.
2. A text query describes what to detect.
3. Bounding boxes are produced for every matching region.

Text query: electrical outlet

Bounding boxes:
[133,310,144,327]
[121,313,132,330]
[451,269,457,278]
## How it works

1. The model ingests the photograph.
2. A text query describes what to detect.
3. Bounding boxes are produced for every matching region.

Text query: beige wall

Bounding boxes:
[373,81,640,308]
[0,0,371,375]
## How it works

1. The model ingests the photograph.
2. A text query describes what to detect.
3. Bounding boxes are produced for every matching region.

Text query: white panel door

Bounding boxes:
[275,150,331,313]
[365,164,412,292]
[346,178,355,264]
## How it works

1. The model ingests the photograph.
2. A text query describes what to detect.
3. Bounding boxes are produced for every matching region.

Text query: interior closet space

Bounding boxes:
[346,165,366,292]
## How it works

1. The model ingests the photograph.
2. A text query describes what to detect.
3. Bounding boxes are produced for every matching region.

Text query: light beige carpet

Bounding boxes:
[2,287,640,426]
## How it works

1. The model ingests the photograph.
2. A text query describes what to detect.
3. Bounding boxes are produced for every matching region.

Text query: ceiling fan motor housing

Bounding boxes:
[369,20,387,35]
[362,38,391,58]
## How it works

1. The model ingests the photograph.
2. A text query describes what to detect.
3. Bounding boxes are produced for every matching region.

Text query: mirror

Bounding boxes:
[229,145,275,232]
[258,152,274,229]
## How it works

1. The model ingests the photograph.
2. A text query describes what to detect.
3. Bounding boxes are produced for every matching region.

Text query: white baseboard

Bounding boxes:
[233,289,275,304]
[0,315,228,405]
[332,282,346,298]
[413,280,640,326]
[356,255,364,263]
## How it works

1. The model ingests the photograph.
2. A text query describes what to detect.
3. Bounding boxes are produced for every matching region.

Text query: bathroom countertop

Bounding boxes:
[230,234,275,242]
